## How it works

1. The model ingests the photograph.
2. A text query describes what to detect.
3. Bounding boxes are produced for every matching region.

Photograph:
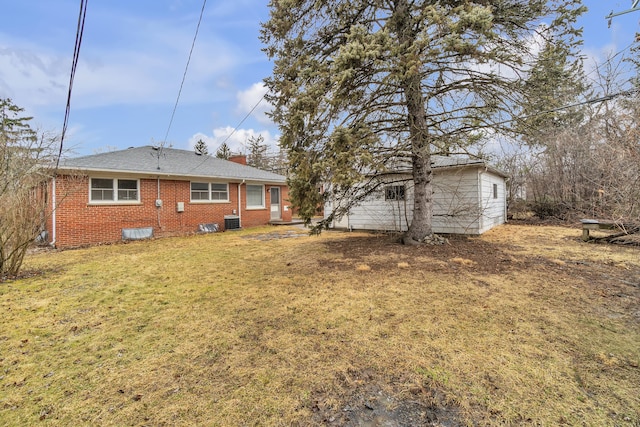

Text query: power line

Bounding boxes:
[184,92,267,173]
[159,0,265,174]
[218,94,266,149]
[489,88,638,129]
[56,0,89,170]
[161,0,208,147]
[542,88,637,113]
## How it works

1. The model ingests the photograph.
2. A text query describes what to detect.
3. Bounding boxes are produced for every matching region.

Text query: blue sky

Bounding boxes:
[0,1,638,157]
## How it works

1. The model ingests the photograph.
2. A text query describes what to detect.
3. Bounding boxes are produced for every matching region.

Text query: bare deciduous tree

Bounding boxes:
[0,98,57,278]
[500,52,640,228]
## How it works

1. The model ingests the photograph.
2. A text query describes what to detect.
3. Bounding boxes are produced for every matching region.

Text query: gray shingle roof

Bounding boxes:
[433,155,507,177]
[389,155,507,177]
[432,155,485,168]
[59,146,287,183]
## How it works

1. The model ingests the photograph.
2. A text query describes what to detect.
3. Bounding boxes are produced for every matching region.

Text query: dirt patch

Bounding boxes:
[320,233,535,275]
[242,230,308,241]
[311,370,462,426]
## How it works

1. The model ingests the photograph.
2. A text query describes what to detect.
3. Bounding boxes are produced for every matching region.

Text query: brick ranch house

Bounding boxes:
[46,145,292,249]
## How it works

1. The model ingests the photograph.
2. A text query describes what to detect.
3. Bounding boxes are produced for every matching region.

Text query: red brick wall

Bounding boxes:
[48,175,292,248]
[240,184,292,228]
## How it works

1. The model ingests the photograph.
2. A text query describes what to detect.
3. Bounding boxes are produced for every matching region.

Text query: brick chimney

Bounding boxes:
[228,154,247,165]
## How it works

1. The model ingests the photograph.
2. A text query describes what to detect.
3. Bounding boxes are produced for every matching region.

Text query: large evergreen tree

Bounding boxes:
[262,0,584,243]
[518,32,588,146]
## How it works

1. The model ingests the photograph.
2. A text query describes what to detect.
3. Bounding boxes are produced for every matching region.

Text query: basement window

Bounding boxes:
[385,185,405,201]
[90,178,139,203]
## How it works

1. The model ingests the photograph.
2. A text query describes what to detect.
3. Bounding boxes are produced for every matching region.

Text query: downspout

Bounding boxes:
[478,169,483,234]
[238,180,245,227]
[50,176,57,247]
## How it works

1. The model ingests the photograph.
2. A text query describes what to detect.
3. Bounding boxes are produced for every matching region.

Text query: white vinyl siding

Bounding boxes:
[90,178,139,203]
[325,166,506,235]
[246,184,264,208]
[431,168,482,234]
[190,182,229,202]
[339,179,411,232]
[478,172,506,234]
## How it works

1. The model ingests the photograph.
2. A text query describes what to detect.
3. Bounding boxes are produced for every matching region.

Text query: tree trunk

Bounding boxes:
[392,0,433,244]
[402,73,433,244]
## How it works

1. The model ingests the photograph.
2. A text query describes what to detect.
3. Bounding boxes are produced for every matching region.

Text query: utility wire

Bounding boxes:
[159,0,264,174]
[185,93,266,174]
[161,0,207,147]
[540,88,637,114]
[488,88,638,130]
[218,94,266,149]
[56,0,88,170]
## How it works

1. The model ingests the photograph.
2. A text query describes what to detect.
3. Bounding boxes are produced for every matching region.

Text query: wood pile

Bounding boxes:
[592,224,640,245]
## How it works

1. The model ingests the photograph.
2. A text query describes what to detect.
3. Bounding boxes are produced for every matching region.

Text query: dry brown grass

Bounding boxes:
[1,224,639,425]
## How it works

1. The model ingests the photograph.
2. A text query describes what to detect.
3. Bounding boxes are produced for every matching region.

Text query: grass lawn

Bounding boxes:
[1,224,639,426]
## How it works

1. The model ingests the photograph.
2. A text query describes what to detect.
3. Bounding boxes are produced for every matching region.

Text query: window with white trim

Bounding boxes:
[118,179,138,200]
[90,178,139,202]
[191,182,209,200]
[493,183,498,199]
[211,183,228,200]
[246,184,264,208]
[190,182,229,202]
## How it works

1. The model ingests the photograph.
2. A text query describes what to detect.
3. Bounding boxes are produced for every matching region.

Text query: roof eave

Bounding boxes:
[55,166,287,184]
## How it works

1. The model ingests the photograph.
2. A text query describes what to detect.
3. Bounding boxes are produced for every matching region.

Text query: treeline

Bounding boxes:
[499,49,639,224]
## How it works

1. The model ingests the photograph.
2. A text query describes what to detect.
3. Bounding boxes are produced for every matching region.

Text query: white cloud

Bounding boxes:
[0,7,242,111]
[236,82,273,125]
[189,126,279,154]
[0,44,69,106]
